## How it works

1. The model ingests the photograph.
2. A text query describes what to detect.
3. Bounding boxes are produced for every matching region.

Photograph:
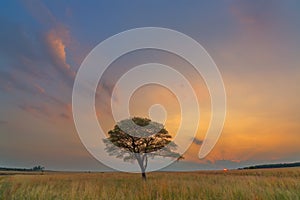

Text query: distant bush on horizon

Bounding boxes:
[0,165,44,172]
[240,162,300,170]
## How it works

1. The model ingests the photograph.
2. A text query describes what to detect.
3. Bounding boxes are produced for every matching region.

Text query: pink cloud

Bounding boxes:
[33,83,45,94]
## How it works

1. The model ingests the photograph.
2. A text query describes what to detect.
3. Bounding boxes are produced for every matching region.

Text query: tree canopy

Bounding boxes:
[103,117,182,180]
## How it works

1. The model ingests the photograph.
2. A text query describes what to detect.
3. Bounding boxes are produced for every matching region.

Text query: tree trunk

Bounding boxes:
[141,171,146,181]
[135,154,147,181]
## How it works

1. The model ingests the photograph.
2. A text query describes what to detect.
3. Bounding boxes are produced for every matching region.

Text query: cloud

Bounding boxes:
[0,16,74,92]
[18,97,73,121]
[99,79,115,96]
[0,17,48,80]
[45,30,69,70]
[0,71,42,95]
[15,86,73,119]
[229,0,280,27]
[0,70,68,109]
[59,113,70,120]
[95,79,117,117]
[58,104,72,120]
[43,28,75,81]
[0,0,76,123]
[22,0,75,83]
[192,137,203,146]
[33,84,45,94]
[19,104,51,118]
[22,0,57,29]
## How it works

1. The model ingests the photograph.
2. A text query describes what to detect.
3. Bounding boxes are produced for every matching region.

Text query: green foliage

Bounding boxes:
[32,166,45,172]
[104,117,179,155]
[103,117,181,179]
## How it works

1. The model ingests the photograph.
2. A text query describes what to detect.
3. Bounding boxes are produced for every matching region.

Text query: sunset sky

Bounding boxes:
[1,0,300,171]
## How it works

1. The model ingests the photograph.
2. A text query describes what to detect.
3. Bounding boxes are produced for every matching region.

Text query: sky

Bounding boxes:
[0,0,300,171]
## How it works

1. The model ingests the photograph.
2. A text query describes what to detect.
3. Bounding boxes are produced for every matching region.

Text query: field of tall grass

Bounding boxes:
[0,167,300,200]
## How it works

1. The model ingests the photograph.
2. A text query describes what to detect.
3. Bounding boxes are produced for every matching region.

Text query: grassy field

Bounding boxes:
[0,168,300,200]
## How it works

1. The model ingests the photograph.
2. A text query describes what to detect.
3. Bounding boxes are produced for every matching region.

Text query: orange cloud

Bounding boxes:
[43,27,76,81]
[45,29,71,70]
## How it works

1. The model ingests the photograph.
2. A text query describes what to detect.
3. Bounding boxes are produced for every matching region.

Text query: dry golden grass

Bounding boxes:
[1,167,300,200]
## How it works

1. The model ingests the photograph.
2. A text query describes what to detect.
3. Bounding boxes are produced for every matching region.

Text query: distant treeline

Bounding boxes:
[240,162,300,170]
[0,165,45,172]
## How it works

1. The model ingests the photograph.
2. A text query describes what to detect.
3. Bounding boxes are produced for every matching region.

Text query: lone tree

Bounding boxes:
[103,117,183,180]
